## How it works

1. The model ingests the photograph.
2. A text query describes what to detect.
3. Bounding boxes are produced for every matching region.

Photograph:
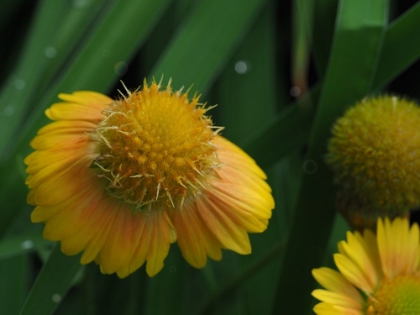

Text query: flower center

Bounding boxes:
[367,274,420,315]
[91,81,220,210]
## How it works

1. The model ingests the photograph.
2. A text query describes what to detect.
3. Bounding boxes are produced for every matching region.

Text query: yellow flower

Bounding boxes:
[312,217,420,314]
[326,96,420,228]
[25,79,274,278]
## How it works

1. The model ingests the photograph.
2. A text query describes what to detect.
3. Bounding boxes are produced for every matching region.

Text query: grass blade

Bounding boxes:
[150,0,268,94]
[272,1,389,313]
[19,246,81,315]
[373,1,420,88]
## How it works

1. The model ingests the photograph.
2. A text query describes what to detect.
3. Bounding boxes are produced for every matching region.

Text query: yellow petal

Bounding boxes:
[145,210,174,277]
[312,268,363,304]
[169,202,222,268]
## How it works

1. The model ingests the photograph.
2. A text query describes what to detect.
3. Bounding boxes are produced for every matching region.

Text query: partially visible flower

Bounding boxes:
[25,79,274,278]
[312,217,420,314]
[326,96,420,228]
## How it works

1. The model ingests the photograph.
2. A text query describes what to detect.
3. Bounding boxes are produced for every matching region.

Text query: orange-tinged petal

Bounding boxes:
[145,210,175,277]
[169,202,222,268]
[207,184,271,233]
[80,200,118,265]
[124,214,153,276]
[42,180,104,241]
[97,204,134,275]
[30,160,95,206]
[196,193,251,254]
[213,136,267,180]
[59,192,114,256]
[168,135,273,265]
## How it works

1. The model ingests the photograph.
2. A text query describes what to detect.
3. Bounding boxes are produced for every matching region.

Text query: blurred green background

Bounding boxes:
[1,0,420,314]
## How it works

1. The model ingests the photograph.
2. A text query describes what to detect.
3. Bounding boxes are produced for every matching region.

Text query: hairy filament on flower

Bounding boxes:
[90,80,220,211]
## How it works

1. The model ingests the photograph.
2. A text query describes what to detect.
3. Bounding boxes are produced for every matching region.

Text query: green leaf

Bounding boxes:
[80,264,145,315]
[32,0,111,103]
[196,241,284,315]
[19,245,81,315]
[146,249,188,315]
[0,255,29,315]
[150,0,268,94]
[272,1,389,313]
[0,0,72,157]
[311,0,338,79]
[373,1,420,88]
[242,85,319,169]
[0,232,48,260]
[215,6,283,314]
[292,0,314,94]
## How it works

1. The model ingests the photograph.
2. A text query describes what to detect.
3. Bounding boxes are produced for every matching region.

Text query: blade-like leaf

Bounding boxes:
[0,255,29,315]
[19,246,81,315]
[215,6,282,314]
[0,0,71,157]
[272,1,389,313]
[373,1,420,88]
[242,85,319,168]
[150,0,268,94]
[0,232,48,260]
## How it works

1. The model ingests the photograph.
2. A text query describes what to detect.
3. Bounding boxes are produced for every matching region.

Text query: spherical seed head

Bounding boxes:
[91,80,220,210]
[327,96,420,218]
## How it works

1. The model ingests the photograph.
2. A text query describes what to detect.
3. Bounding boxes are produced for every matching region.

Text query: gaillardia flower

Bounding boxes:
[312,217,420,314]
[326,96,420,228]
[25,79,274,278]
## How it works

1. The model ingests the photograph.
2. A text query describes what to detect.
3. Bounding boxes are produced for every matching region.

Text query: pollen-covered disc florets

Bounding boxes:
[327,96,420,227]
[91,80,220,209]
[368,275,420,314]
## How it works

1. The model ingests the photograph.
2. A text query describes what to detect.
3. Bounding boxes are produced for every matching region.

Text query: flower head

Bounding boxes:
[312,217,420,314]
[25,79,274,277]
[326,96,420,228]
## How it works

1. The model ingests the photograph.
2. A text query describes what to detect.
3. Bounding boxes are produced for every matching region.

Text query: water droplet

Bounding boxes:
[14,79,25,90]
[20,240,34,250]
[102,49,110,57]
[169,266,176,273]
[303,160,317,174]
[114,61,128,76]
[3,106,14,116]
[290,86,301,97]
[234,60,248,74]
[45,47,57,58]
[52,294,61,303]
